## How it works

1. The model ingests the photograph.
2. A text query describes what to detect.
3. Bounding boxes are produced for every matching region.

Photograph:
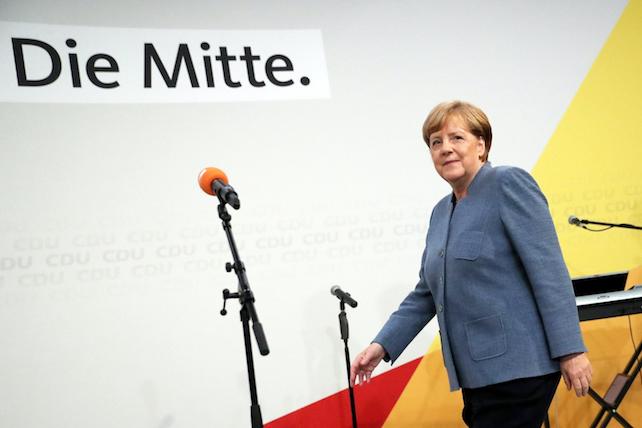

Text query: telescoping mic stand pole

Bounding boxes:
[332,286,358,428]
[218,199,269,428]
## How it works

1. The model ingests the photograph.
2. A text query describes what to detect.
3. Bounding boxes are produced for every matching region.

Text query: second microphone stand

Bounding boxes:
[574,217,642,231]
[337,299,358,428]
[217,199,269,428]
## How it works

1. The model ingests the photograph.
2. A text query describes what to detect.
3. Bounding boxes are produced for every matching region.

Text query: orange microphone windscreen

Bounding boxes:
[198,167,229,195]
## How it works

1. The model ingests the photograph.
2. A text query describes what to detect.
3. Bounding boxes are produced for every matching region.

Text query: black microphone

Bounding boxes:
[568,215,586,227]
[198,167,241,209]
[331,285,358,308]
[212,180,240,209]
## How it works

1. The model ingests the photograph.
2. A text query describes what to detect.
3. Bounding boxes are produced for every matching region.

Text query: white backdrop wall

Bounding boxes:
[0,1,626,427]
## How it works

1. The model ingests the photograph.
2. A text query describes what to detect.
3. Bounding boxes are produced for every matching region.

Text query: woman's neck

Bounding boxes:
[450,162,485,201]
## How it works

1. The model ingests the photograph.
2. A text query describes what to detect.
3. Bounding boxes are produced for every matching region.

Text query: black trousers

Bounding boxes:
[461,371,561,428]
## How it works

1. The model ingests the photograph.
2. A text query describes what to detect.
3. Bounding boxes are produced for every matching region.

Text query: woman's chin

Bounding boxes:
[441,170,465,186]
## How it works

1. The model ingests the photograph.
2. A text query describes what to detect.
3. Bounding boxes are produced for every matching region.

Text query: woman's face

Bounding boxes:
[428,115,485,192]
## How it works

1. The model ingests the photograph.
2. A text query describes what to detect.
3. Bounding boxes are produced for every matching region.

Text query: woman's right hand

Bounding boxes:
[350,342,386,386]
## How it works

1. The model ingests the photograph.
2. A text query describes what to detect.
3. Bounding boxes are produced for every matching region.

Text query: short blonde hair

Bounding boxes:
[422,101,492,162]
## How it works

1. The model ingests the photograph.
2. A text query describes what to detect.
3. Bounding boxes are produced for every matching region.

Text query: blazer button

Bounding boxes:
[439,249,444,258]
[438,304,443,313]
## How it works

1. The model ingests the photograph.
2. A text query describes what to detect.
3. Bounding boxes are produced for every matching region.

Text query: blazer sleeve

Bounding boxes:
[498,167,587,359]
[372,247,437,364]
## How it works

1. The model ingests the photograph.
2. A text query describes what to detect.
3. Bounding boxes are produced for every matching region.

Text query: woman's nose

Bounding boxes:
[440,140,454,153]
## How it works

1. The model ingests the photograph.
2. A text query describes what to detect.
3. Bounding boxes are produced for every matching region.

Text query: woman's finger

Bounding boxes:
[562,372,571,390]
[572,376,582,397]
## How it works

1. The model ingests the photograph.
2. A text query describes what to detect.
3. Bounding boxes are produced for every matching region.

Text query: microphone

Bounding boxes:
[331,286,358,308]
[198,167,240,209]
[568,215,586,227]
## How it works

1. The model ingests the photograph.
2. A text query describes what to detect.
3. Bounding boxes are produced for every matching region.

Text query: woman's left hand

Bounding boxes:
[560,352,592,397]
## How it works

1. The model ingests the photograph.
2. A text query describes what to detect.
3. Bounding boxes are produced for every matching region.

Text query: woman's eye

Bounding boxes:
[431,140,441,148]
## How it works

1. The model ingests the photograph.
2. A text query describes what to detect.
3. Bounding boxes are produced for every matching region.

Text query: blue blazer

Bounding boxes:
[373,163,586,390]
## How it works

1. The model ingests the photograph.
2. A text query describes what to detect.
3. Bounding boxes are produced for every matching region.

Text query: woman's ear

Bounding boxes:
[477,137,485,160]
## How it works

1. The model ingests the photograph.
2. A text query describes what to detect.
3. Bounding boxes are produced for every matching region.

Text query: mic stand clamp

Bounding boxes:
[337,298,358,428]
[216,198,269,428]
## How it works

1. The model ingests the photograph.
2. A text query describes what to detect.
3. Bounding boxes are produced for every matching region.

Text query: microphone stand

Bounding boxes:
[217,198,269,428]
[578,218,642,231]
[337,299,358,428]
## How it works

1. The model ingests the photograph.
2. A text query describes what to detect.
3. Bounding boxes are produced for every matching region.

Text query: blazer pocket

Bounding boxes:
[465,314,507,361]
[451,231,484,261]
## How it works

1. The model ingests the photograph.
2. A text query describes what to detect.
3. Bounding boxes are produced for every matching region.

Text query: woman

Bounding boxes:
[350,101,592,427]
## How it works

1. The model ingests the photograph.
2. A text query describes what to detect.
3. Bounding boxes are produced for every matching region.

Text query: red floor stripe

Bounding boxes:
[266,357,422,428]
